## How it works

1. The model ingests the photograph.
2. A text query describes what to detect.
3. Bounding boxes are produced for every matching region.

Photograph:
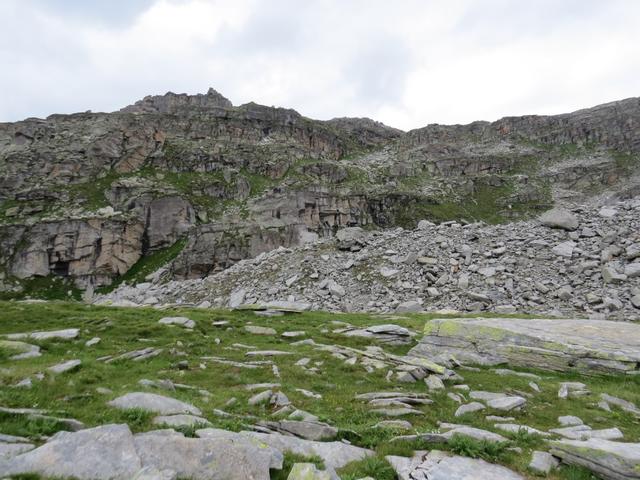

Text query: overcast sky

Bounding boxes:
[1,0,639,130]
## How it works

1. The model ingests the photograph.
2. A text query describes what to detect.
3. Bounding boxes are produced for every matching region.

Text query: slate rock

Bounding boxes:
[550,438,640,480]
[108,392,202,415]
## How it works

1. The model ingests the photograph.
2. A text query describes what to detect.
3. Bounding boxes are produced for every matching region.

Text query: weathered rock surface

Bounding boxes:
[107,392,202,415]
[550,438,640,480]
[409,317,640,374]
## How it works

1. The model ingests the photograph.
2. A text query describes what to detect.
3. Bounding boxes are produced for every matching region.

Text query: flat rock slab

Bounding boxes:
[158,317,195,329]
[0,424,142,479]
[409,317,640,374]
[152,415,212,428]
[134,429,274,480]
[243,431,373,469]
[108,392,202,416]
[387,450,524,480]
[6,328,79,341]
[0,340,41,360]
[550,438,640,480]
[47,359,82,374]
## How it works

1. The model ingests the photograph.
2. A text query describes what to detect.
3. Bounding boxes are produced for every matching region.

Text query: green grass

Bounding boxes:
[0,301,638,479]
[0,276,82,301]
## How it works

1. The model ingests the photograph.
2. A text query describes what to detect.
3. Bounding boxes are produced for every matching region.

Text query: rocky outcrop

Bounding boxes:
[1,90,639,291]
[408,317,640,374]
[6,218,144,287]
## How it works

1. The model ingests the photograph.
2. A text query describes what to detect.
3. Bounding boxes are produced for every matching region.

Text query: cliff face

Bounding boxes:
[0,90,638,294]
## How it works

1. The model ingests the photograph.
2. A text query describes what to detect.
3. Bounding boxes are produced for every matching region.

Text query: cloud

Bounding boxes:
[0,0,639,130]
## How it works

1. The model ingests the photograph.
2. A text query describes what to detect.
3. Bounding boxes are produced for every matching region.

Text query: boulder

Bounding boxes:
[108,392,202,415]
[409,317,640,374]
[539,208,579,231]
[550,438,640,480]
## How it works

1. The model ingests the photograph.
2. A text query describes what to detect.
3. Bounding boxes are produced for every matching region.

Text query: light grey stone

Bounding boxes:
[152,414,212,428]
[550,438,640,480]
[409,317,640,375]
[455,402,485,417]
[529,451,559,474]
[158,317,195,329]
[244,325,277,335]
[47,359,81,374]
[539,208,579,231]
[108,392,202,415]
[487,396,526,411]
[0,424,141,479]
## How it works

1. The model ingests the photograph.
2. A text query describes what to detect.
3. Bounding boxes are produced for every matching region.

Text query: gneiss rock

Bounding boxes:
[254,420,338,441]
[0,340,41,360]
[550,438,640,480]
[539,207,579,231]
[6,328,80,341]
[387,449,524,480]
[529,451,559,474]
[242,431,373,470]
[158,317,195,329]
[0,424,141,479]
[152,415,212,428]
[47,359,81,374]
[287,462,338,480]
[108,392,202,415]
[410,317,640,374]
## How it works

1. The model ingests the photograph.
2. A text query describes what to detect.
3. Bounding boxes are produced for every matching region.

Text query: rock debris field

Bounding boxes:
[101,201,640,321]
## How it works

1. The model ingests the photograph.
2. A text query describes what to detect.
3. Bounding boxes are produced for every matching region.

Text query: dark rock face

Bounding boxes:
[0,90,638,290]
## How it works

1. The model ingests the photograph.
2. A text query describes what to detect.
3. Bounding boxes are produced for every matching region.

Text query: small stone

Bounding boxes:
[158,317,195,329]
[529,451,559,474]
[47,359,82,374]
[425,375,445,391]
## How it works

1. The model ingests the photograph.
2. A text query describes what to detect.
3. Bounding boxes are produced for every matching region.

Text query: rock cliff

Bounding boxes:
[0,90,638,294]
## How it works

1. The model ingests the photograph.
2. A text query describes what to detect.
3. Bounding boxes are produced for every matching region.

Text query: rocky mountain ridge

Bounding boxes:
[1,90,639,296]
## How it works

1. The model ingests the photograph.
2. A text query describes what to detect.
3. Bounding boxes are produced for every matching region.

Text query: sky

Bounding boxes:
[1,0,639,131]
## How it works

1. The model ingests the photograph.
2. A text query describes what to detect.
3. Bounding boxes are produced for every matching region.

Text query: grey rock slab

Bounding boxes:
[371,407,424,417]
[550,438,640,480]
[413,450,524,480]
[108,392,202,415]
[0,340,41,360]
[469,391,507,401]
[539,208,579,231]
[47,359,82,374]
[158,316,195,329]
[409,317,640,375]
[0,442,35,458]
[243,431,374,469]
[425,375,445,391]
[375,420,413,430]
[559,415,584,426]
[245,350,293,357]
[355,391,430,401]
[134,429,275,480]
[529,451,559,474]
[0,424,141,479]
[0,433,30,444]
[286,462,338,480]
[552,241,576,258]
[494,423,550,437]
[6,328,80,341]
[487,396,527,411]
[256,420,338,441]
[195,428,283,469]
[245,325,277,335]
[152,414,212,428]
[133,466,178,480]
[455,402,485,417]
[245,383,281,391]
[248,390,273,405]
[601,393,640,417]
